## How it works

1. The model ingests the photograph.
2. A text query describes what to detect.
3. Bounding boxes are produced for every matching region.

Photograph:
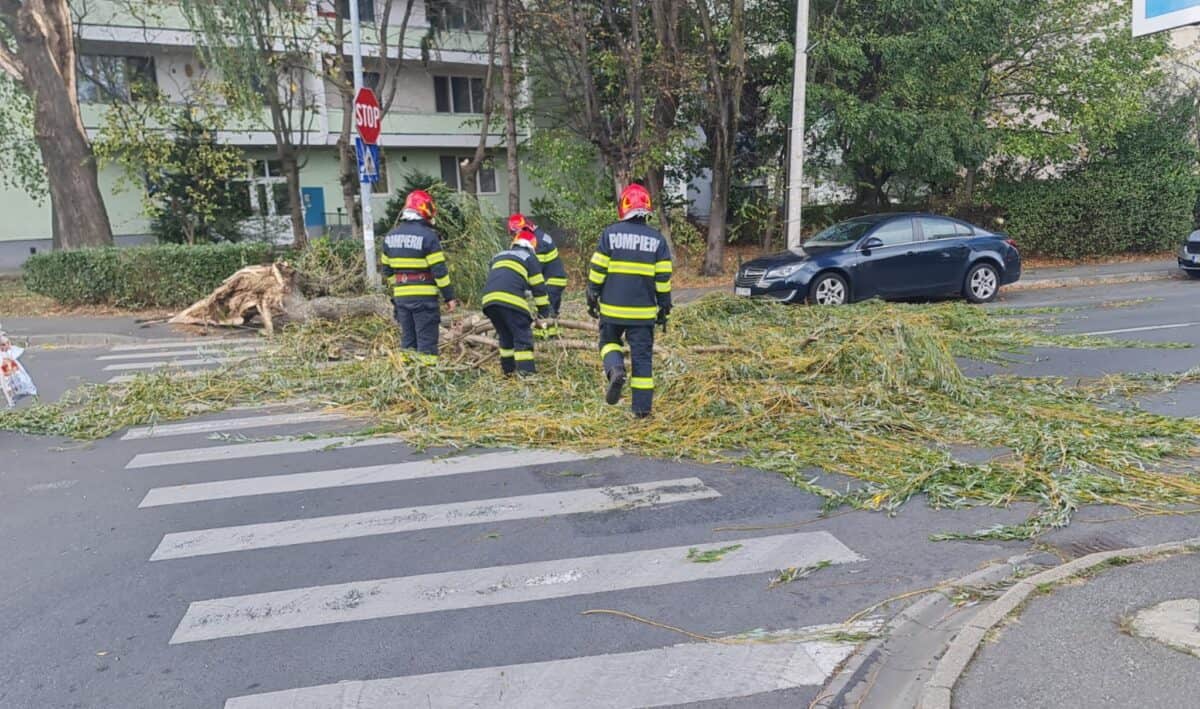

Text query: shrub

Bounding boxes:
[291,237,367,298]
[23,242,274,308]
[990,104,1200,258]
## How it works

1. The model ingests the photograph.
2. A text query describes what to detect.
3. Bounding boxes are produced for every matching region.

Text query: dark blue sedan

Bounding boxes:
[734,213,1021,305]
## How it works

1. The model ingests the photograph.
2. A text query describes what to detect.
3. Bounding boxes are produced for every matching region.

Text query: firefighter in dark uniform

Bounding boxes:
[586,184,672,417]
[380,189,458,364]
[481,226,552,375]
[508,213,567,338]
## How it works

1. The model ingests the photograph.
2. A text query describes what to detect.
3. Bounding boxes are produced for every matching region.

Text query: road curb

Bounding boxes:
[1007,268,1182,292]
[917,536,1200,709]
[812,552,1040,709]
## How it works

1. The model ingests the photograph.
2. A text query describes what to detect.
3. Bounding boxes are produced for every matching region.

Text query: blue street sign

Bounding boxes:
[355,137,381,184]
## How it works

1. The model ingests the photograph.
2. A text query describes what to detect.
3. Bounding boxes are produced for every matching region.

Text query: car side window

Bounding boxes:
[871,218,915,247]
[918,217,959,240]
[955,222,974,236]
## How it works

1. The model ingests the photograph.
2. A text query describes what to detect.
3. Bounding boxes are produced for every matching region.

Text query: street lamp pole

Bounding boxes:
[785,0,810,250]
[349,0,378,291]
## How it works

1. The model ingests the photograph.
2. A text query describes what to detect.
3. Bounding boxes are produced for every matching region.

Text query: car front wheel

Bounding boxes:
[964,262,1000,303]
[808,272,849,305]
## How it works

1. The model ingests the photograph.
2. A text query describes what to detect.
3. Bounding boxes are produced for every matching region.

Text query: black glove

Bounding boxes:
[587,291,600,319]
[657,308,670,332]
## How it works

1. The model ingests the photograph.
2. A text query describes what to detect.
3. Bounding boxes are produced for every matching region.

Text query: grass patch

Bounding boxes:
[4,295,1200,538]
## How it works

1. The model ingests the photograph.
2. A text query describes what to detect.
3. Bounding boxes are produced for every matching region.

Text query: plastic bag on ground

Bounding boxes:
[0,330,37,407]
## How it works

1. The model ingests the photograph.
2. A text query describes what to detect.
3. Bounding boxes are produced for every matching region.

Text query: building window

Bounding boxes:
[372,150,390,195]
[428,0,487,31]
[439,155,496,195]
[77,55,158,103]
[433,75,485,113]
[339,0,376,23]
[343,70,381,91]
[243,159,291,217]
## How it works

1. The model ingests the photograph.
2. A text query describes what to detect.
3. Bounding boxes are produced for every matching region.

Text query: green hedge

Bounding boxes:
[990,106,1200,259]
[23,242,275,308]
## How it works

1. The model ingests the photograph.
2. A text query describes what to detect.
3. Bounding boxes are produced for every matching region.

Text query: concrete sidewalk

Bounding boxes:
[0,316,257,347]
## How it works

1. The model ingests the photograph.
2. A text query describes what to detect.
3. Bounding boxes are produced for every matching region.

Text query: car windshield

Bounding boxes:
[805,220,876,247]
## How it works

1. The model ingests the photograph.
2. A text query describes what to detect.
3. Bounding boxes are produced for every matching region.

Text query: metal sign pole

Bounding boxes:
[785,0,810,250]
[349,0,378,291]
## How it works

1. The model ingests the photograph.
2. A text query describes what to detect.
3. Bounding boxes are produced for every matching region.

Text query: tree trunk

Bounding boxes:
[280,151,308,249]
[336,101,362,239]
[497,0,520,213]
[8,0,114,249]
[703,146,730,276]
[645,165,673,245]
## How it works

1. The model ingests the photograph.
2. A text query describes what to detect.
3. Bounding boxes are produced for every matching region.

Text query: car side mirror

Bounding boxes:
[861,237,883,253]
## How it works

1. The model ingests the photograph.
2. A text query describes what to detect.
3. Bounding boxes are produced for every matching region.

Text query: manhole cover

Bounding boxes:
[1048,532,1133,559]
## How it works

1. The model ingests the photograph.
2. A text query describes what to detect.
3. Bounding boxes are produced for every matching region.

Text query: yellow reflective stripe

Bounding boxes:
[534,295,550,306]
[528,273,546,286]
[600,343,624,358]
[546,277,568,287]
[494,260,528,278]
[589,270,606,285]
[393,284,439,297]
[481,291,532,313]
[590,252,611,268]
[514,350,534,362]
[499,348,515,358]
[384,256,430,269]
[436,276,452,288]
[599,302,658,320]
[417,353,438,365]
[537,249,560,263]
[654,260,673,274]
[426,251,447,265]
[630,377,654,390]
[608,260,656,277]
[656,281,672,293]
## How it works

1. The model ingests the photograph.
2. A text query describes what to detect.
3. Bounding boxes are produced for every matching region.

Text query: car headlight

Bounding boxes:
[764,262,809,279]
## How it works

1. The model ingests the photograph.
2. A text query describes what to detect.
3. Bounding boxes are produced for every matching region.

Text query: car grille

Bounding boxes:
[1187,242,1200,254]
[735,267,766,288]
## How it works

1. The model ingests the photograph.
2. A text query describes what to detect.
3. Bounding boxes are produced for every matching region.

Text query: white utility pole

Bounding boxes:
[349,0,378,290]
[785,0,810,249]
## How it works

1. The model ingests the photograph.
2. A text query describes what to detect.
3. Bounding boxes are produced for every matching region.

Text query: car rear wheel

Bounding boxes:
[808,273,848,305]
[964,262,1000,303]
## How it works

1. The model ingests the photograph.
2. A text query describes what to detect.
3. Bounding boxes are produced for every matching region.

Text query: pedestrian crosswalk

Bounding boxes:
[111,407,872,707]
[92,337,266,383]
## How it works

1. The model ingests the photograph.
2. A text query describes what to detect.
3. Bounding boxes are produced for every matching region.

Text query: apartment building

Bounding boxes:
[0,0,532,269]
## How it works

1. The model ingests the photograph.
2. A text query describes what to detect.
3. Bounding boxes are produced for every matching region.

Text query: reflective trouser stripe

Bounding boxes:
[601,343,624,358]
[481,291,532,313]
[546,277,568,287]
[414,353,437,365]
[499,348,515,358]
[631,377,654,390]
[514,351,534,362]
[599,303,657,320]
[393,285,439,297]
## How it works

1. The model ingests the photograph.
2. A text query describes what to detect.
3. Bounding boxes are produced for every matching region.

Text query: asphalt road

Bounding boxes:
[2,277,1199,709]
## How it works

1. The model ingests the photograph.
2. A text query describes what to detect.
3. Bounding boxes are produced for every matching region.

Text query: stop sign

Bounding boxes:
[354,87,381,145]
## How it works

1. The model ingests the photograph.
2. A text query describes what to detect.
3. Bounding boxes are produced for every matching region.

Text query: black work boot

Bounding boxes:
[605,368,626,405]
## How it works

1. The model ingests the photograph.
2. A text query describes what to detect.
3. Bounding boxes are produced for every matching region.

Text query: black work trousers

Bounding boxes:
[599,322,655,414]
[484,305,535,375]
[393,299,440,364]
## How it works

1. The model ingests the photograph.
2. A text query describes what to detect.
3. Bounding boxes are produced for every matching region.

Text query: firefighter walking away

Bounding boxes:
[509,213,567,338]
[481,226,552,375]
[380,190,458,364]
[586,184,672,417]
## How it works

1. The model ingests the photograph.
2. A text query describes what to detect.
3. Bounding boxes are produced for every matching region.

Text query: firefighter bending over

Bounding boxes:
[481,226,552,375]
[509,213,567,338]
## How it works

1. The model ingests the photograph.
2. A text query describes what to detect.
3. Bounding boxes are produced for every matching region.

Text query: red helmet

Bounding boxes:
[512,227,538,250]
[507,213,535,235]
[403,189,436,221]
[618,183,652,220]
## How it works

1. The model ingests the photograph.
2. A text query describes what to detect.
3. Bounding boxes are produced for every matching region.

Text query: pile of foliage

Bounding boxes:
[22,243,274,308]
[5,296,1198,539]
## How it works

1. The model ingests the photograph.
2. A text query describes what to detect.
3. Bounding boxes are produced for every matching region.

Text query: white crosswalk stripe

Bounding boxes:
[170,531,863,643]
[121,411,345,441]
[110,338,265,352]
[125,435,399,469]
[138,448,620,507]
[150,478,720,560]
[222,622,880,709]
[97,347,262,361]
[103,357,244,372]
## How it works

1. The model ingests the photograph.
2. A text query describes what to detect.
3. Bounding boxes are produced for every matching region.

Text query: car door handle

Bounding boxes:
[939,251,954,259]
[905,250,916,256]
